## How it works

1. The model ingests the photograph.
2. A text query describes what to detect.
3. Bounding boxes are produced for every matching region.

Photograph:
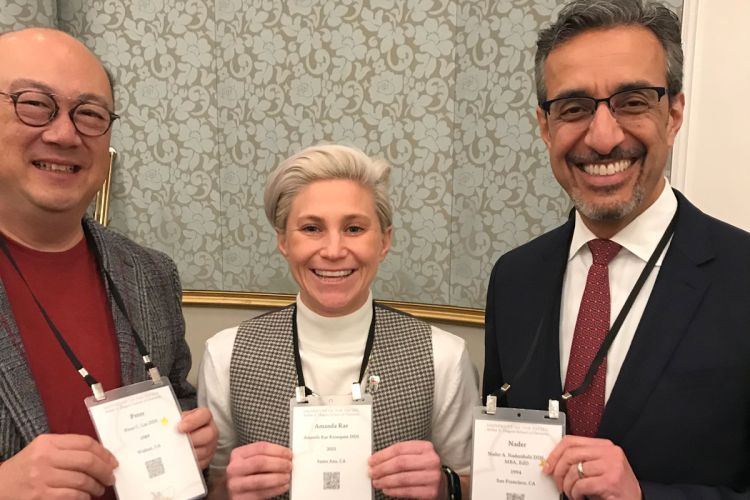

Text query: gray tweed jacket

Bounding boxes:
[0,218,196,460]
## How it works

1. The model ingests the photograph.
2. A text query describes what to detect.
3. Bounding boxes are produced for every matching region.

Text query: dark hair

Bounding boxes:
[535,0,683,104]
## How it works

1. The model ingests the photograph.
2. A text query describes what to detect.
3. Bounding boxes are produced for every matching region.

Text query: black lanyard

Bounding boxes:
[291,301,376,397]
[493,208,679,403]
[0,222,158,399]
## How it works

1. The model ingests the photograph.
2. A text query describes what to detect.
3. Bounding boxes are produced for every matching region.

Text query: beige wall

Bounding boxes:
[183,305,485,387]
[672,0,750,231]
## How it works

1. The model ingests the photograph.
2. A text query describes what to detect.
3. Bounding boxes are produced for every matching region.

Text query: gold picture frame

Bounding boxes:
[93,147,117,227]
[182,290,484,326]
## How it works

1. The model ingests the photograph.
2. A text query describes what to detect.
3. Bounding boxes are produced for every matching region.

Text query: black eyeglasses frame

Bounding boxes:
[0,89,119,137]
[540,86,668,120]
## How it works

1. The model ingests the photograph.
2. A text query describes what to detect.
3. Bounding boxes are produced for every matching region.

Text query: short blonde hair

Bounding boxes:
[264,144,393,232]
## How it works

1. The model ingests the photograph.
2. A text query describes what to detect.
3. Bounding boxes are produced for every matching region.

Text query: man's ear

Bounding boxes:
[666,92,685,147]
[536,106,552,149]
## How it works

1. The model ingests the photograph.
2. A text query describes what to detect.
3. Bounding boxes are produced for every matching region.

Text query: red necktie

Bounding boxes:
[564,239,621,437]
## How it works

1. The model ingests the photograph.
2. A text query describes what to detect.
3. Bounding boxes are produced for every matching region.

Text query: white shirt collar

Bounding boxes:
[569,178,678,264]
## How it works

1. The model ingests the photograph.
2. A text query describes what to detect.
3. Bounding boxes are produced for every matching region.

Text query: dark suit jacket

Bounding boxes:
[483,190,750,498]
[0,218,196,459]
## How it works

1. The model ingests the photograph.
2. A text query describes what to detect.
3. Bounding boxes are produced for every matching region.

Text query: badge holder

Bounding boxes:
[85,375,207,500]
[469,397,565,500]
[288,383,374,499]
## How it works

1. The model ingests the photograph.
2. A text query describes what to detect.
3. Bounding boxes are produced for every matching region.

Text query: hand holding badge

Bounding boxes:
[470,396,564,499]
[86,376,207,500]
[290,387,374,499]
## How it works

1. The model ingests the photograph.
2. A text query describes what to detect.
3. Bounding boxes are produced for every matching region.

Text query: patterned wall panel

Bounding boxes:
[8,0,681,309]
[0,0,57,29]
[216,1,460,306]
[451,0,567,307]
[58,0,223,290]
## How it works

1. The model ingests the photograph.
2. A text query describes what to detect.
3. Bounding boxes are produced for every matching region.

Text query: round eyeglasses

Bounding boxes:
[541,86,667,126]
[0,90,119,137]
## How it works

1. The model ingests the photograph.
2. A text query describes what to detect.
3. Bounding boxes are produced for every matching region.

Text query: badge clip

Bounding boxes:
[485,395,497,415]
[91,382,105,401]
[295,385,308,403]
[80,368,105,401]
[351,382,363,401]
[142,355,162,384]
[548,399,559,419]
[148,367,162,385]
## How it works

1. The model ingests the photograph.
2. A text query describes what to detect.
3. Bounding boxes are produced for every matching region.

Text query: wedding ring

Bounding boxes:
[577,461,585,479]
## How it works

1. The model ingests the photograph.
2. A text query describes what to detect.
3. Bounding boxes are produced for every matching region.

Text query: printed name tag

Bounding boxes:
[471,407,564,500]
[85,377,206,500]
[289,394,373,499]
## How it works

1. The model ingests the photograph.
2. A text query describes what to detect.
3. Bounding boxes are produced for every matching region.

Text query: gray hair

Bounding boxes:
[535,0,683,104]
[264,144,393,233]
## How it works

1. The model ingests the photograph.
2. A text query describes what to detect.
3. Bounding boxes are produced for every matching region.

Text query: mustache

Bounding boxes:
[566,145,646,165]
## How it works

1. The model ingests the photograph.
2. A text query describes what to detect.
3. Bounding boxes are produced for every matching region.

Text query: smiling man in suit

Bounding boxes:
[0,28,217,499]
[483,1,749,498]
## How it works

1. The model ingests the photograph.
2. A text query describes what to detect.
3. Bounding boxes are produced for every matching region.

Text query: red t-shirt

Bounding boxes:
[0,235,121,499]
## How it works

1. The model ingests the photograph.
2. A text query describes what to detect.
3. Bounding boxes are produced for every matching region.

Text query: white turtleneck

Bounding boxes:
[295,294,372,396]
[198,293,479,475]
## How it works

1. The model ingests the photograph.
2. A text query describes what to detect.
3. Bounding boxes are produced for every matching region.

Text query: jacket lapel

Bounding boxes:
[83,219,142,386]
[538,220,575,401]
[507,220,573,410]
[0,263,49,442]
[599,193,713,440]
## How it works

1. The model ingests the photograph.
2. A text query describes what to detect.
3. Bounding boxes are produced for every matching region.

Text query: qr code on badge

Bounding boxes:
[145,457,165,479]
[323,471,340,490]
[506,494,525,500]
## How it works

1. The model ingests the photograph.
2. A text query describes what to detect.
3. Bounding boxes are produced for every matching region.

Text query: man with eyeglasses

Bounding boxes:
[483,1,749,498]
[0,28,217,498]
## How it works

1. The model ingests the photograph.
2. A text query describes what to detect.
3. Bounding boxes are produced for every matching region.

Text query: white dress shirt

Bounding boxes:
[560,180,678,402]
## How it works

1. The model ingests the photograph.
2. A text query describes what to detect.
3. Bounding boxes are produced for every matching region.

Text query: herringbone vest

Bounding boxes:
[230,302,434,499]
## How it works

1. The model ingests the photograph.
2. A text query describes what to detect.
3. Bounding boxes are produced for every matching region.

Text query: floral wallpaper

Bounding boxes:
[2,0,682,309]
[0,0,56,28]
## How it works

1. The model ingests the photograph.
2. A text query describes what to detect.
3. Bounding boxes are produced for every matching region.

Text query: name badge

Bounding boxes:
[85,377,206,500]
[470,406,564,499]
[289,394,374,499]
